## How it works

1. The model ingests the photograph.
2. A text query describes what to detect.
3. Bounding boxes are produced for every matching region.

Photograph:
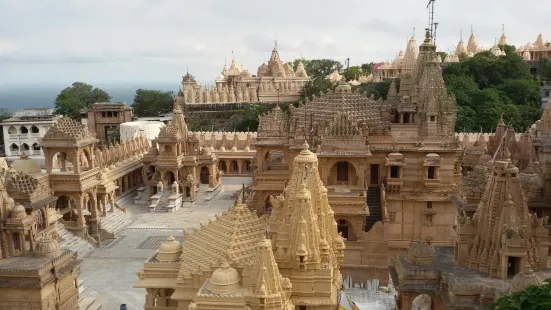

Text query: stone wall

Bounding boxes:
[184,102,280,131]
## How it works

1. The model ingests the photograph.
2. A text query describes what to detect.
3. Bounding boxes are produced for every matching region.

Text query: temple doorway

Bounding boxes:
[219,161,227,174]
[508,257,521,278]
[337,219,352,241]
[230,161,238,174]
[200,166,209,184]
[336,161,349,182]
[370,164,379,185]
[167,171,175,184]
[185,187,191,198]
[265,196,273,215]
[412,294,432,310]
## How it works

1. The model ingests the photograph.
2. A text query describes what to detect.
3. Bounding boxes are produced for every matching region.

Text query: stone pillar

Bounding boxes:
[73,151,81,174]
[88,191,101,241]
[237,160,243,175]
[209,165,216,188]
[75,195,86,235]
[400,113,404,124]
[357,164,365,188]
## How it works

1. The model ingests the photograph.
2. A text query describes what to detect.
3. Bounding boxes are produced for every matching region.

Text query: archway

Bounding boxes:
[164,145,172,155]
[21,143,30,152]
[219,161,227,174]
[32,143,40,155]
[337,219,356,241]
[7,126,17,134]
[20,126,28,134]
[166,171,175,184]
[265,195,274,215]
[329,161,357,186]
[244,160,251,173]
[31,125,39,134]
[265,150,288,171]
[230,160,238,174]
[200,166,210,184]
[412,294,432,310]
[9,143,19,153]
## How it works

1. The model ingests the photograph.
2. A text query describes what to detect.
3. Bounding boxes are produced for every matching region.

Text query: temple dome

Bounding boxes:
[34,235,61,258]
[10,203,27,219]
[157,235,183,262]
[209,262,241,293]
[406,240,435,266]
[294,141,317,163]
[510,266,544,292]
[201,147,212,155]
[10,154,42,177]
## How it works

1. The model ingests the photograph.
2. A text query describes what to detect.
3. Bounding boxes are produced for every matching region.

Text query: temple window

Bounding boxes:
[403,113,410,123]
[7,126,17,134]
[31,125,39,133]
[336,162,349,182]
[101,112,106,117]
[9,143,19,152]
[107,111,113,117]
[113,111,118,117]
[390,166,400,178]
[13,234,21,251]
[20,126,29,134]
[427,202,433,209]
[430,116,436,122]
[427,167,436,179]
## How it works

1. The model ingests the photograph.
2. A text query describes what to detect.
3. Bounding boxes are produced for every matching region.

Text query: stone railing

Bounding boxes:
[191,131,257,151]
[95,136,150,170]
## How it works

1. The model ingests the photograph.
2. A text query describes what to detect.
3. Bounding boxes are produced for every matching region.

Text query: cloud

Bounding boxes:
[0,0,549,85]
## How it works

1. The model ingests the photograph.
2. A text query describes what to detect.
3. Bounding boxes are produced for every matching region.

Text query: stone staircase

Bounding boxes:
[151,189,175,212]
[78,279,103,310]
[99,208,132,239]
[365,187,383,232]
[55,223,96,259]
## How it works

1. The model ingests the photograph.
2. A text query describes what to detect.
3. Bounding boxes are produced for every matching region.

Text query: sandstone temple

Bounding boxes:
[175,42,310,105]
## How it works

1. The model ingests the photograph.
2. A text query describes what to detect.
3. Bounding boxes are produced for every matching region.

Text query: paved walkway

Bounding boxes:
[78,176,395,309]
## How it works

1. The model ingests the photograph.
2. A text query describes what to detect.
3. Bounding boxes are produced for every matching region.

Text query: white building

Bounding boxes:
[120,121,165,142]
[1,108,59,167]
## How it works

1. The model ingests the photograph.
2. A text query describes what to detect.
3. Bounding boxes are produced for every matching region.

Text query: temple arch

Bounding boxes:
[7,126,17,134]
[264,150,288,171]
[336,218,357,241]
[200,166,210,184]
[31,125,39,133]
[218,161,227,174]
[230,160,238,174]
[328,160,358,186]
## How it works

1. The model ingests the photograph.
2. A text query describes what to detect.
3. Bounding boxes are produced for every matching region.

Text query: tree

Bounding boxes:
[540,58,551,82]
[360,62,376,75]
[299,78,337,103]
[436,52,448,62]
[132,89,174,117]
[490,279,551,309]
[342,66,364,82]
[54,82,111,119]
[293,59,342,81]
[443,50,542,132]
[354,78,401,101]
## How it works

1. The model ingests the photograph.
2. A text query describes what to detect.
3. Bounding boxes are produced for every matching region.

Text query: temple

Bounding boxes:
[135,141,346,310]
[253,30,461,287]
[176,42,310,105]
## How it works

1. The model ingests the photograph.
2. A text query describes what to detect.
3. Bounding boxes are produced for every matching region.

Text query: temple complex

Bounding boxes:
[135,141,347,310]
[0,156,102,309]
[141,102,221,211]
[176,43,309,105]
[252,30,461,287]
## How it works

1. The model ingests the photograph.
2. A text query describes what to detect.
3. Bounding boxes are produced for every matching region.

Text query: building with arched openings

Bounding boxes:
[1,108,59,166]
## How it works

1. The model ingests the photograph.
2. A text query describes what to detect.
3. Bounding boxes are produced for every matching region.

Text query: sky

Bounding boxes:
[0,0,550,88]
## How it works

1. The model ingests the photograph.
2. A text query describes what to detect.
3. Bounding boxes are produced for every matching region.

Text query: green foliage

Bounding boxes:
[131,89,174,117]
[235,103,271,132]
[354,79,401,101]
[299,78,338,103]
[540,58,551,82]
[489,279,551,310]
[443,51,542,132]
[54,82,111,119]
[293,59,342,81]
[436,52,448,62]
[361,62,376,75]
[342,66,363,82]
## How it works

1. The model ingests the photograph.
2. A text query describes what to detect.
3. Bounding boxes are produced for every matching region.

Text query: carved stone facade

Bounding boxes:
[176,43,309,105]
[253,30,461,287]
[135,146,352,309]
[0,166,97,309]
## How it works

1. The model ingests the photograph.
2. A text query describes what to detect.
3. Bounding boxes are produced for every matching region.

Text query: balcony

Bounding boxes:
[386,178,403,193]
[424,178,440,191]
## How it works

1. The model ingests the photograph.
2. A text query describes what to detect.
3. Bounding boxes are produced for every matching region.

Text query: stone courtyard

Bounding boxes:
[77,177,396,309]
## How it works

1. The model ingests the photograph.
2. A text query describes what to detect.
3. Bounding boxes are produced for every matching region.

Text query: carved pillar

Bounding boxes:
[237,160,243,175]
[73,150,81,174]
[88,189,101,241]
[75,195,86,233]
[209,165,216,188]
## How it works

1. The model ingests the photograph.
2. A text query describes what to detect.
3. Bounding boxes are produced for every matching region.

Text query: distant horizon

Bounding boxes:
[0,82,179,112]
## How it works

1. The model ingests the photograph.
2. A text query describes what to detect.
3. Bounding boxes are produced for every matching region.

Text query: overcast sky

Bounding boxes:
[0,0,550,87]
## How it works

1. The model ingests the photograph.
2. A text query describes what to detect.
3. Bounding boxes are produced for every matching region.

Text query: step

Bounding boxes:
[79,298,95,310]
